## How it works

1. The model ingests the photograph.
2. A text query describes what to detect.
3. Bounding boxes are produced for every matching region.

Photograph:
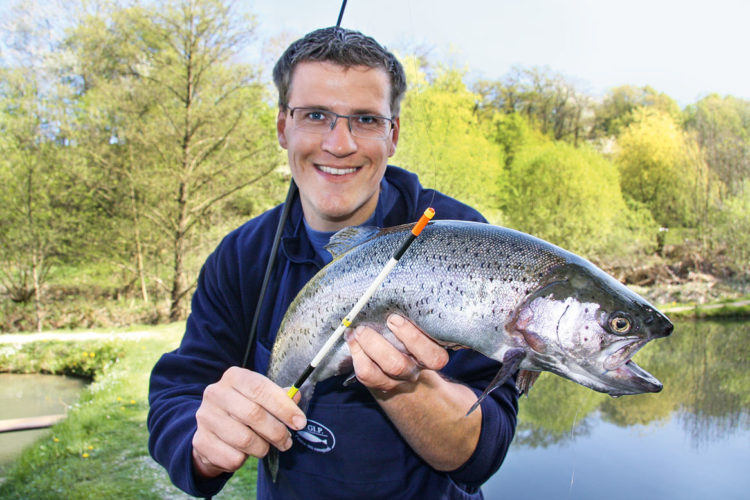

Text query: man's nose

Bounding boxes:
[321,116,357,156]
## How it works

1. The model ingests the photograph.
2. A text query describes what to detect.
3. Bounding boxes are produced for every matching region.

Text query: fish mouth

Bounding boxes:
[602,338,662,393]
[603,338,648,371]
[610,359,663,394]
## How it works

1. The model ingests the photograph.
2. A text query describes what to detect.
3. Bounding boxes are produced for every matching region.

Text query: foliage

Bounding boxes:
[475,66,590,145]
[708,182,750,288]
[393,62,505,221]
[616,108,714,228]
[0,1,749,331]
[64,0,283,321]
[0,340,123,378]
[684,94,750,197]
[0,63,99,331]
[592,84,681,137]
[484,112,538,168]
[500,138,653,256]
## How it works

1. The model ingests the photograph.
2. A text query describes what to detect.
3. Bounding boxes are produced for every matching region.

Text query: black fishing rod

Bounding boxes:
[242,0,349,368]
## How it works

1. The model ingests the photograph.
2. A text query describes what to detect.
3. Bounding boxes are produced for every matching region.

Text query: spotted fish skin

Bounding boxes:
[267,220,673,409]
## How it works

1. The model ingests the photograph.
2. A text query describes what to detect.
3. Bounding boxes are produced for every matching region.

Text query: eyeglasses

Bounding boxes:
[286,106,394,139]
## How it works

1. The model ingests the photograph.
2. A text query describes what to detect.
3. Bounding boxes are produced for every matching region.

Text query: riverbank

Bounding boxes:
[630,279,750,319]
[0,323,256,499]
[0,284,746,498]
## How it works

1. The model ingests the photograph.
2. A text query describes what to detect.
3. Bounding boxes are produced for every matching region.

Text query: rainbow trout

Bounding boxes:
[267,220,673,411]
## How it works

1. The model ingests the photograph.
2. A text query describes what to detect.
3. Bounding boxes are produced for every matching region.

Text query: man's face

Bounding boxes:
[277,61,400,232]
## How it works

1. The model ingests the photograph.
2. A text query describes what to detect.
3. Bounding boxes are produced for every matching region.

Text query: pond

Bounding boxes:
[0,374,86,471]
[483,319,749,500]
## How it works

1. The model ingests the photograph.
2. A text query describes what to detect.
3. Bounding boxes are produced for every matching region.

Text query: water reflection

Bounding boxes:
[484,319,750,499]
[0,374,85,469]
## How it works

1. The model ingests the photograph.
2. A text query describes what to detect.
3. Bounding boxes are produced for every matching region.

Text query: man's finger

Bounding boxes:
[227,368,307,431]
[352,326,419,381]
[387,314,449,371]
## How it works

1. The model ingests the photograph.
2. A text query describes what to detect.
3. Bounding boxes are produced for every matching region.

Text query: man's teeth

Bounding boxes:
[318,166,358,175]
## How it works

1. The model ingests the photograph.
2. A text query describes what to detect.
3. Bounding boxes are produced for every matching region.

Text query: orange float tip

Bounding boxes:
[411,207,435,236]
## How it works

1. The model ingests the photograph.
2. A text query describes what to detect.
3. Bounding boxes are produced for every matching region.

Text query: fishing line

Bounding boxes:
[566,390,592,498]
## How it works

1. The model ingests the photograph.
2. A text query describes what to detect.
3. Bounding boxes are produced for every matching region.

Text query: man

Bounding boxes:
[148,27,518,499]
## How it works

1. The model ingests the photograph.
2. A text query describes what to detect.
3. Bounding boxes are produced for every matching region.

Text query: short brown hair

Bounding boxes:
[273,27,406,117]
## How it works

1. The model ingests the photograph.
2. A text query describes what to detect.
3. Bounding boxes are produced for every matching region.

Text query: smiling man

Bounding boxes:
[148,27,518,500]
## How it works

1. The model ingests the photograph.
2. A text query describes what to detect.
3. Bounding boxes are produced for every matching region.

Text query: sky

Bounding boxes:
[247,0,750,107]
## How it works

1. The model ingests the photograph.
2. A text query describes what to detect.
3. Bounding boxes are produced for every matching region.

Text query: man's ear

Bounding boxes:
[277,108,288,150]
[388,116,400,157]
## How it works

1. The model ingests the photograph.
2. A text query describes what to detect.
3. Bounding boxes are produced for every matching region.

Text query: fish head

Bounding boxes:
[511,262,673,396]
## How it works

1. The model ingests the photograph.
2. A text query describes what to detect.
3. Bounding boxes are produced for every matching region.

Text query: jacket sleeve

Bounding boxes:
[442,351,519,489]
[147,228,259,497]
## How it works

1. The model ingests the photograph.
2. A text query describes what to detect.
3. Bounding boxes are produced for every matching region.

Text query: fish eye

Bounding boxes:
[608,314,632,334]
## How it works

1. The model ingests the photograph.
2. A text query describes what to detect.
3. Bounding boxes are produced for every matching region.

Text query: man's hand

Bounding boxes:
[191,367,307,479]
[346,313,481,471]
[346,314,449,393]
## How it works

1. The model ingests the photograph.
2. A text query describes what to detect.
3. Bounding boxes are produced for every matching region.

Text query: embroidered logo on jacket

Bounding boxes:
[294,419,335,453]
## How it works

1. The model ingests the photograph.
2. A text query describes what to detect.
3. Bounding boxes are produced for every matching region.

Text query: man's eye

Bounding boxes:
[355,115,377,125]
[306,111,327,121]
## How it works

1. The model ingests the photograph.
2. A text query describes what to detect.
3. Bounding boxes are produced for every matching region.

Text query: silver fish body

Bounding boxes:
[267,220,673,408]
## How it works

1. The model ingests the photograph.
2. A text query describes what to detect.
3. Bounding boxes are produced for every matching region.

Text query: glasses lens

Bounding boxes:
[350,116,391,138]
[292,108,333,132]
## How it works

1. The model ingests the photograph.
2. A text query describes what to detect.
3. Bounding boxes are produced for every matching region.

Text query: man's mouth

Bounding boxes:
[317,165,359,176]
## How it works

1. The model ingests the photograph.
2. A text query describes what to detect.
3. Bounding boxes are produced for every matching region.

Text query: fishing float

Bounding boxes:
[287,207,435,399]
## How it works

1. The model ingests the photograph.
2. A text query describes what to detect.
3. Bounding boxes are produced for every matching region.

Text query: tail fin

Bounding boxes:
[265,449,280,483]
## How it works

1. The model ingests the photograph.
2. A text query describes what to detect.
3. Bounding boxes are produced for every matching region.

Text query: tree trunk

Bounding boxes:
[129,177,149,303]
[169,181,189,321]
[31,249,43,333]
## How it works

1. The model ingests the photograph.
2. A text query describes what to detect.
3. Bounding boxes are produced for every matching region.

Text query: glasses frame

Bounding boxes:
[286,106,395,139]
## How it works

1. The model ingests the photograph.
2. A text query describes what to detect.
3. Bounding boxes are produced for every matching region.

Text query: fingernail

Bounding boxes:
[388,314,404,327]
[292,415,306,431]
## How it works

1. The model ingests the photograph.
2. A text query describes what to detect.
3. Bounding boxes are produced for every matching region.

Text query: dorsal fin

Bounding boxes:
[325,226,381,258]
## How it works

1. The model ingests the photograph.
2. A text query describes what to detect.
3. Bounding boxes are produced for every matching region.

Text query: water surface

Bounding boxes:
[0,374,86,469]
[483,319,749,499]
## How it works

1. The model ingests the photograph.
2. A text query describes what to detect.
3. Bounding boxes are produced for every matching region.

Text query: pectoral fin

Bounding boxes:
[465,348,525,416]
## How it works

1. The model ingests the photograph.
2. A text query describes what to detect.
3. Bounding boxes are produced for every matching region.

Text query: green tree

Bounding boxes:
[592,85,681,138]
[66,0,282,320]
[393,62,505,221]
[616,109,712,229]
[501,138,647,256]
[0,2,97,332]
[484,112,537,169]
[710,182,750,288]
[0,68,93,331]
[684,94,750,197]
[475,66,590,145]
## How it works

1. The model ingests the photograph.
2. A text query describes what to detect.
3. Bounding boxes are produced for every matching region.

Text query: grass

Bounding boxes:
[660,296,750,319]
[0,323,258,499]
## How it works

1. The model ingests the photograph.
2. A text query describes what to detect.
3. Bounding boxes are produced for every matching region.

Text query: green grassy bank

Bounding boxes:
[0,324,256,499]
[0,298,747,498]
